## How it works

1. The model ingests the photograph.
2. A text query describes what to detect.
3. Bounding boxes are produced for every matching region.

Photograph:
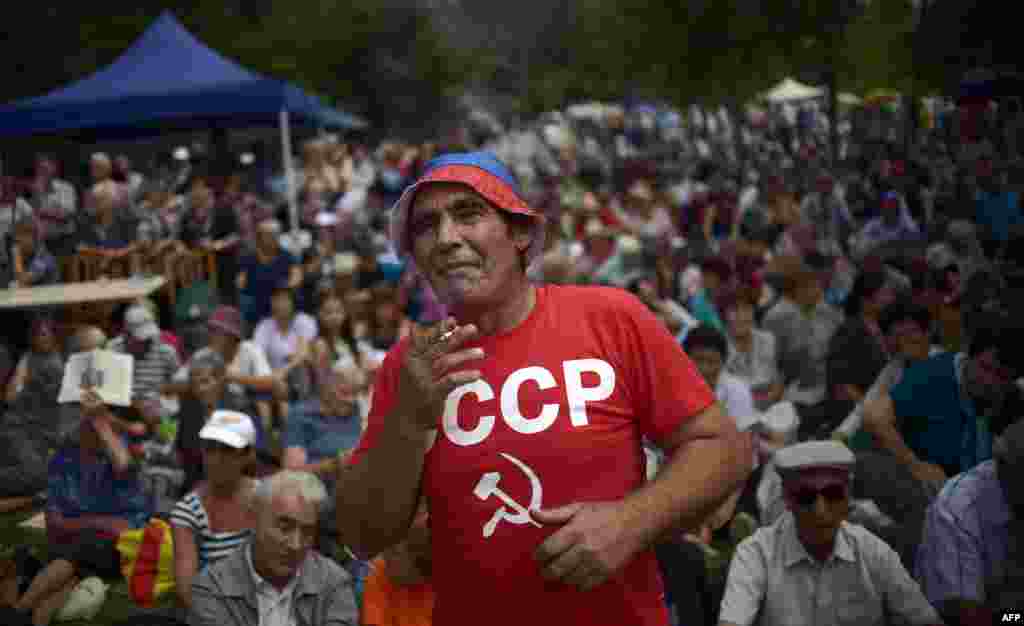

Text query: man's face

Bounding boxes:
[785,471,851,552]
[726,304,756,340]
[688,347,724,387]
[409,183,530,307]
[887,318,930,362]
[190,366,223,405]
[254,493,318,581]
[201,440,250,487]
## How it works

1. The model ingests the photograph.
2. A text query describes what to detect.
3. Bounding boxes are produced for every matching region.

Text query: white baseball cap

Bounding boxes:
[199,410,257,449]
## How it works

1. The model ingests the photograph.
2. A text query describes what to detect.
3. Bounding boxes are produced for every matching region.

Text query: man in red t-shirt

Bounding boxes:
[336,151,752,626]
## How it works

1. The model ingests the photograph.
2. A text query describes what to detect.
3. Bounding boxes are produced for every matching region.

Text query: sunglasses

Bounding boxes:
[790,484,848,510]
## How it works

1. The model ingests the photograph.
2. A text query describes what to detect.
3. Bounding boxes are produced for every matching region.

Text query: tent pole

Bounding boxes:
[280,109,298,234]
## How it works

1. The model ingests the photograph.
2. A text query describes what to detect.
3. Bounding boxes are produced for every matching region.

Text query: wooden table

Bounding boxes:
[0,276,166,310]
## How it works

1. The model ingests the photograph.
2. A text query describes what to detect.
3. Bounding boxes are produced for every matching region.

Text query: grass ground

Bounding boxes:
[1,508,144,626]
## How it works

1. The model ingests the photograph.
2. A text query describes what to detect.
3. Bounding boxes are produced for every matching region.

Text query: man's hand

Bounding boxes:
[910,460,947,494]
[397,318,484,431]
[532,501,647,592]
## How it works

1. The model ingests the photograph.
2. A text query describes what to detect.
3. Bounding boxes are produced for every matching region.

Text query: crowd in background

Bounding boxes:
[0,92,1022,625]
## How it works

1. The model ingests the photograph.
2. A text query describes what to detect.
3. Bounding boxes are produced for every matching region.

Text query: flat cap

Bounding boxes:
[774,441,855,474]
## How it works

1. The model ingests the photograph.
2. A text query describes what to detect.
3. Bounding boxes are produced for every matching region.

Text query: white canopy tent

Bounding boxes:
[838,92,863,106]
[761,78,825,103]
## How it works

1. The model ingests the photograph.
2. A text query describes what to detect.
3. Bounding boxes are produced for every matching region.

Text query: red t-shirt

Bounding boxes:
[350,285,715,626]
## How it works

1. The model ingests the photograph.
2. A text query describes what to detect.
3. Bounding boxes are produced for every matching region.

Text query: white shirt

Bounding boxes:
[719,512,940,626]
[173,341,272,395]
[726,330,780,393]
[253,313,318,371]
[247,544,299,626]
[716,372,758,431]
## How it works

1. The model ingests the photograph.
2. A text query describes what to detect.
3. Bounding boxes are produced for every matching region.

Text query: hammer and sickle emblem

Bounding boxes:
[472,453,543,538]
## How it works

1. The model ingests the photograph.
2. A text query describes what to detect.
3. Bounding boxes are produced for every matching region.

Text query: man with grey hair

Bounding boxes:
[189,470,358,626]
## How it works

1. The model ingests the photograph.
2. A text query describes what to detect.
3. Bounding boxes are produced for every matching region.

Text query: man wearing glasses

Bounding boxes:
[718,440,941,626]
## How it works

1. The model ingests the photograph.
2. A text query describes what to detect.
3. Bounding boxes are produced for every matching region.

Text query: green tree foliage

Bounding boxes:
[0,0,959,135]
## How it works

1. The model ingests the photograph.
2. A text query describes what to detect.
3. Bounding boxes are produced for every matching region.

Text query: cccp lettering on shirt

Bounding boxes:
[350,285,716,626]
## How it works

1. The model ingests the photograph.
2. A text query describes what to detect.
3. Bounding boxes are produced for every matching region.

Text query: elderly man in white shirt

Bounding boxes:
[189,470,358,626]
[718,441,942,626]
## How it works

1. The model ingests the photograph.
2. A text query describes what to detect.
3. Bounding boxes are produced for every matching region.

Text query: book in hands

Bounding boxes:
[58,349,134,407]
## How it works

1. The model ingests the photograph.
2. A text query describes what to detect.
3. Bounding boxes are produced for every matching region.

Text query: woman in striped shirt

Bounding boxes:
[170,410,259,610]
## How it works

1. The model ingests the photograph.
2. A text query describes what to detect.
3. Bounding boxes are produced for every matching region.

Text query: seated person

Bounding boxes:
[0,318,68,512]
[189,471,358,626]
[916,419,1024,621]
[687,256,731,335]
[9,218,58,287]
[76,185,135,262]
[719,441,941,626]
[171,410,259,610]
[166,306,276,433]
[863,314,1024,497]
[173,351,251,494]
[834,298,938,446]
[361,503,434,626]
[2,388,152,626]
[251,283,317,419]
[825,268,893,407]
[721,292,783,411]
[851,190,923,260]
[107,303,181,433]
[682,326,760,561]
[760,256,843,407]
[282,366,364,481]
[683,325,757,429]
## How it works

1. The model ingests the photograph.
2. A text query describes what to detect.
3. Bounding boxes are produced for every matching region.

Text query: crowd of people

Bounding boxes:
[0,92,1019,625]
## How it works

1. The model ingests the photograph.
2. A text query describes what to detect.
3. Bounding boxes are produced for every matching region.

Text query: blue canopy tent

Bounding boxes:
[0,11,367,231]
[0,11,365,136]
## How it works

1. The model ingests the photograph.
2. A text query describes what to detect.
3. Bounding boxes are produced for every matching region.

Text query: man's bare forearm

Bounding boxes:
[625,428,751,548]
[867,418,920,469]
[335,404,431,558]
